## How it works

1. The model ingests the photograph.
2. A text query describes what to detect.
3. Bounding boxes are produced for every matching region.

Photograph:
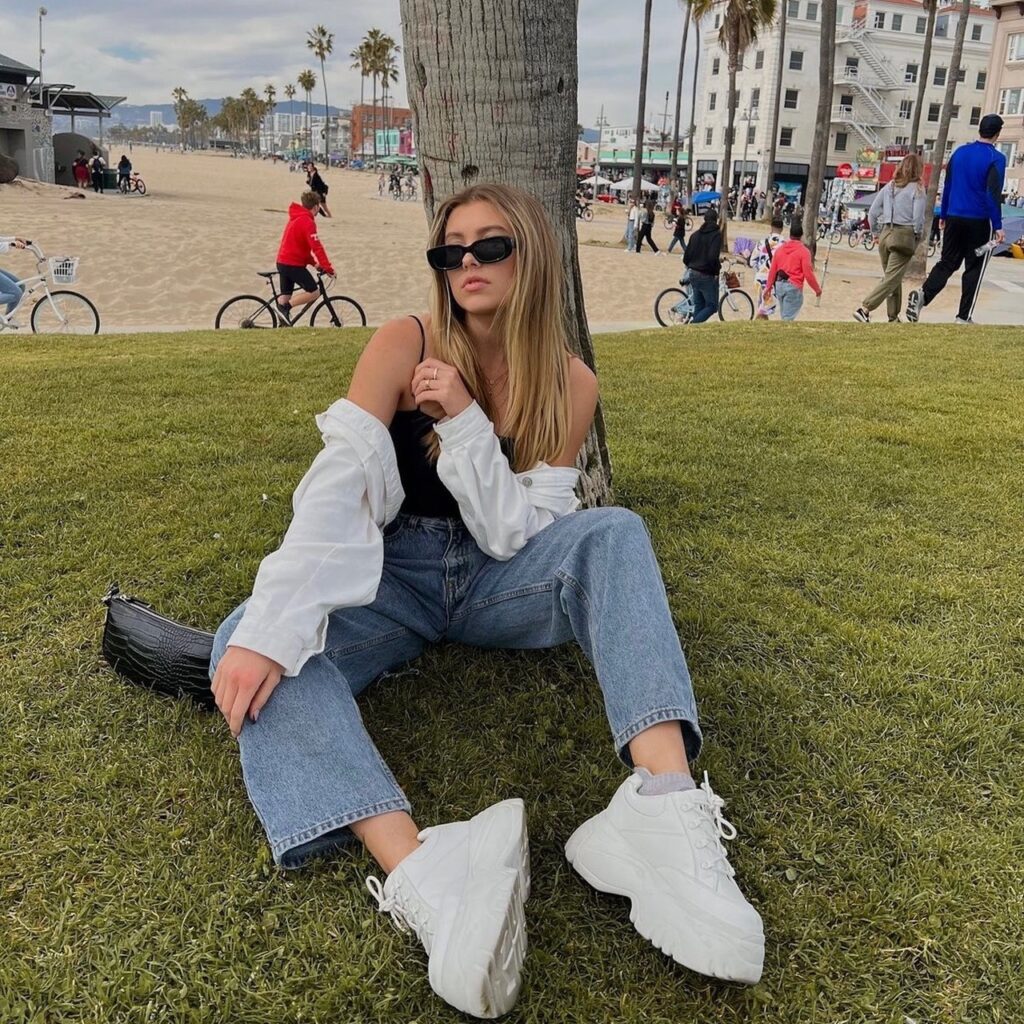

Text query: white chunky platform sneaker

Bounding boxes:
[366,798,530,1018]
[565,772,764,984]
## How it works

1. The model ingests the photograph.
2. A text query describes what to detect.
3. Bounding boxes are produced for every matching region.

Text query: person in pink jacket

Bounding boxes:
[764,219,822,321]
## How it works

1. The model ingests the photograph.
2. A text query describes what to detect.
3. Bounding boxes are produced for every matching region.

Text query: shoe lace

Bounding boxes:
[693,771,738,879]
[364,827,433,938]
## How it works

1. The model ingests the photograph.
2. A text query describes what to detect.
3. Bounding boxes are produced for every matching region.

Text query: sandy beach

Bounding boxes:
[1,147,1018,332]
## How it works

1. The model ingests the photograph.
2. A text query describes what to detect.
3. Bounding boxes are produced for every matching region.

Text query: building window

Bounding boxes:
[977,71,987,90]
[835,131,848,151]
[846,56,860,75]
[894,135,909,146]
[969,106,981,126]
[1010,34,1024,61]
[728,127,736,145]
[971,23,982,42]
[784,89,799,110]
[807,2,818,21]
[709,92,717,111]
[780,127,794,147]
[924,138,935,151]
[905,63,918,85]
[899,99,913,120]
[928,103,941,123]
[714,13,721,29]
[915,16,926,34]
[706,127,714,145]
[840,93,854,111]
[956,68,965,83]
[712,57,720,75]
[998,142,1018,164]
[755,50,765,70]
[891,14,902,32]
[946,139,955,153]
[1000,88,1024,117]
[751,87,761,109]
[933,66,946,87]
[936,15,948,37]
[873,11,885,29]
[789,50,804,71]
[787,0,800,17]
[951,104,960,119]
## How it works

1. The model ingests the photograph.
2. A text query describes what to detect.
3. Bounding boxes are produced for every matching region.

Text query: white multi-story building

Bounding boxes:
[692,0,996,198]
[260,109,351,157]
[984,0,1024,190]
[149,110,163,127]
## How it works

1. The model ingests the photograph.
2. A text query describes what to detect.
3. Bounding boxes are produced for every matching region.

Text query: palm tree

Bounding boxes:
[264,84,277,154]
[762,0,787,219]
[283,84,297,151]
[802,0,837,256]
[912,0,971,277]
[240,87,261,155]
[669,2,693,202]
[630,0,654,204]
[297,69,317,156]
[379,50,401,156]
[363,28,392,166]
[686,19,702,201]
[718,0,777,252]
[172,86,189,151]
[307,25,335,160]
[909,0,939,152]
[397,0,612,503]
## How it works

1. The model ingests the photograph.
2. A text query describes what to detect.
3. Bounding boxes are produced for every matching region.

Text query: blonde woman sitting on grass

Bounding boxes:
[209,183,764,1018]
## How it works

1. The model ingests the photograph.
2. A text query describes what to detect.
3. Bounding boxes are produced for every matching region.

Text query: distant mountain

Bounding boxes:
[107,99,348,127]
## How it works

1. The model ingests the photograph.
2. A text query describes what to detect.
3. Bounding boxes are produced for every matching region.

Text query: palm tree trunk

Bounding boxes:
[632,0,654,203]
[762,3,787,220]
[372,74,379,165]
[670,3,692,202]
[398,0,612,504]
[910,0,970,280]
[720,24,739,252]
[909,1,938,152]
[802,0,836,259]
[320,58,330,162]
[686,21,701,201]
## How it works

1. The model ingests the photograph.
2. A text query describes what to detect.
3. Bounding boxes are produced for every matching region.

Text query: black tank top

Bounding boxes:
[388,316,514,519]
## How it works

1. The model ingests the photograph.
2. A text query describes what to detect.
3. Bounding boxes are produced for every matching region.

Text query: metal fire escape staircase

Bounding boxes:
[831,18,901,149]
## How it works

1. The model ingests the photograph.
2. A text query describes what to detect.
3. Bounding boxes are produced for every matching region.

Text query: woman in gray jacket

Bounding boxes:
[854,154,927,323]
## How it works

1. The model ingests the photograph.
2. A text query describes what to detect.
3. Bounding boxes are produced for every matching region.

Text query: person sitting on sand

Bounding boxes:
[274,190,336,325]
[304,162,332,218]
[210,182,765,1019]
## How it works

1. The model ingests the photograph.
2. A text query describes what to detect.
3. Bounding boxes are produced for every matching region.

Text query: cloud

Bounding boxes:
[6,0,700,129]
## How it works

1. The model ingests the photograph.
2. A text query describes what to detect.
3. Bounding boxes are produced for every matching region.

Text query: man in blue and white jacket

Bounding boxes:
[907,114,1007,324]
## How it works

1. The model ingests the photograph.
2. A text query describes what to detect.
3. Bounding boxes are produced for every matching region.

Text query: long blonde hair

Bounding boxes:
[893,153,924,192]
[424,183,573,472]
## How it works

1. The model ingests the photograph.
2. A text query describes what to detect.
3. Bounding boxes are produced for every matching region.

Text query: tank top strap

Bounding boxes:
[409,314,426,362]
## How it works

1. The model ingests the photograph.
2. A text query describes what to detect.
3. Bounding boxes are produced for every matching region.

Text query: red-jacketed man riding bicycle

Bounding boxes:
[275,191,336,326]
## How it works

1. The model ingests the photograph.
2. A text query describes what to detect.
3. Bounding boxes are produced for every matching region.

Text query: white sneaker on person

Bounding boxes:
[365,799,530,1018]
[906,289,922,323]
[954,316,976,324]
[565,771,764,985]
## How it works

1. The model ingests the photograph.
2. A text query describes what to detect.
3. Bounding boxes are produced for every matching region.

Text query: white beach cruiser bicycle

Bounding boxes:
[0,241,100,334]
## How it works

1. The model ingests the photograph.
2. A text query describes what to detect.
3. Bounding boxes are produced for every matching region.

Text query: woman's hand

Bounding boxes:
[210,646,285,737]
[412,358,473,421]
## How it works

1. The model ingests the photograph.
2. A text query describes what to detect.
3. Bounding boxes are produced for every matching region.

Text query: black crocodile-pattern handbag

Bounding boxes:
[101,584,216,709]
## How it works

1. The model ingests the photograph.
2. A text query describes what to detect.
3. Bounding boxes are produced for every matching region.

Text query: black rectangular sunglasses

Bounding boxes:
[426,236,516,272]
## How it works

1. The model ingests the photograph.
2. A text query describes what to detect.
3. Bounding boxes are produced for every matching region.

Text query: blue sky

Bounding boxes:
[4,0,701,131]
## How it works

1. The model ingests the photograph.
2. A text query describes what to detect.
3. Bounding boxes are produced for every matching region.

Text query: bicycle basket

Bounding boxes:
[725,271,742,289]
[48,257,80,285]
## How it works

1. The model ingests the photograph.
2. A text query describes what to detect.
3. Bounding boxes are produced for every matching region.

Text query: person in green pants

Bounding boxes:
[853,154,927,323]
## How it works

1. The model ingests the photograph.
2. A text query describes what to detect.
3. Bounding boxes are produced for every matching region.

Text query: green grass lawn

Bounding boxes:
[2,324,1022,1023]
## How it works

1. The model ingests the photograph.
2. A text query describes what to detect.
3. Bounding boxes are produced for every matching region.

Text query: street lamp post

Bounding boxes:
[740,107,759,193]
[38,7,47,109]
[595,105,610,182]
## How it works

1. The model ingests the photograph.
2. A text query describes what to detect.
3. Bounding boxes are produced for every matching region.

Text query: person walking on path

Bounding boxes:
[667,209,687,253]
[210,182,764,1018]
[624,197,640,251]
[907,115,1007,325]
[764,220,821,321]
[89,153,106,193]
[304,161,333,217]
[750,217,786,318]
[634,198,660,254]
[853,154,927,323]
[683,209,722,323]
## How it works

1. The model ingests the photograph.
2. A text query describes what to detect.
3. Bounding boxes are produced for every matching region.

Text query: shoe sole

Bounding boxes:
[431,800,530,1018]
[906,292,921,323]
[565,815,763,985]
[853,311,869,323]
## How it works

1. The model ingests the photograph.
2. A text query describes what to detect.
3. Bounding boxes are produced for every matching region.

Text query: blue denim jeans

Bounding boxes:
[774,279,804,321]
[690,270,719,324]
[0,268,24,314]
[210,507,701,868]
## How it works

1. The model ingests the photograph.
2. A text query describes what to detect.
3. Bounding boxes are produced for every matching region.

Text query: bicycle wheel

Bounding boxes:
[118,178,128,194]
[718,288,754,321]
[582,206,594,222]
[30,290,100,334]
[828,228,842,245]
[654,287,692,327]
[848,232,859,248]
[685,215,693,231]
[863,234,876,251]
[928,240,937,257]
[214,294,280,329]
[310,295,368,327]
[136,179,147,196]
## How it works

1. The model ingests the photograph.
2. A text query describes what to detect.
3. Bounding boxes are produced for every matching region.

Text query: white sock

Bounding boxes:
[635,765,697,795]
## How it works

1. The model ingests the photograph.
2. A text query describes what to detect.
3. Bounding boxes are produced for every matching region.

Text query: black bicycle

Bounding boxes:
[214,269,367,329]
